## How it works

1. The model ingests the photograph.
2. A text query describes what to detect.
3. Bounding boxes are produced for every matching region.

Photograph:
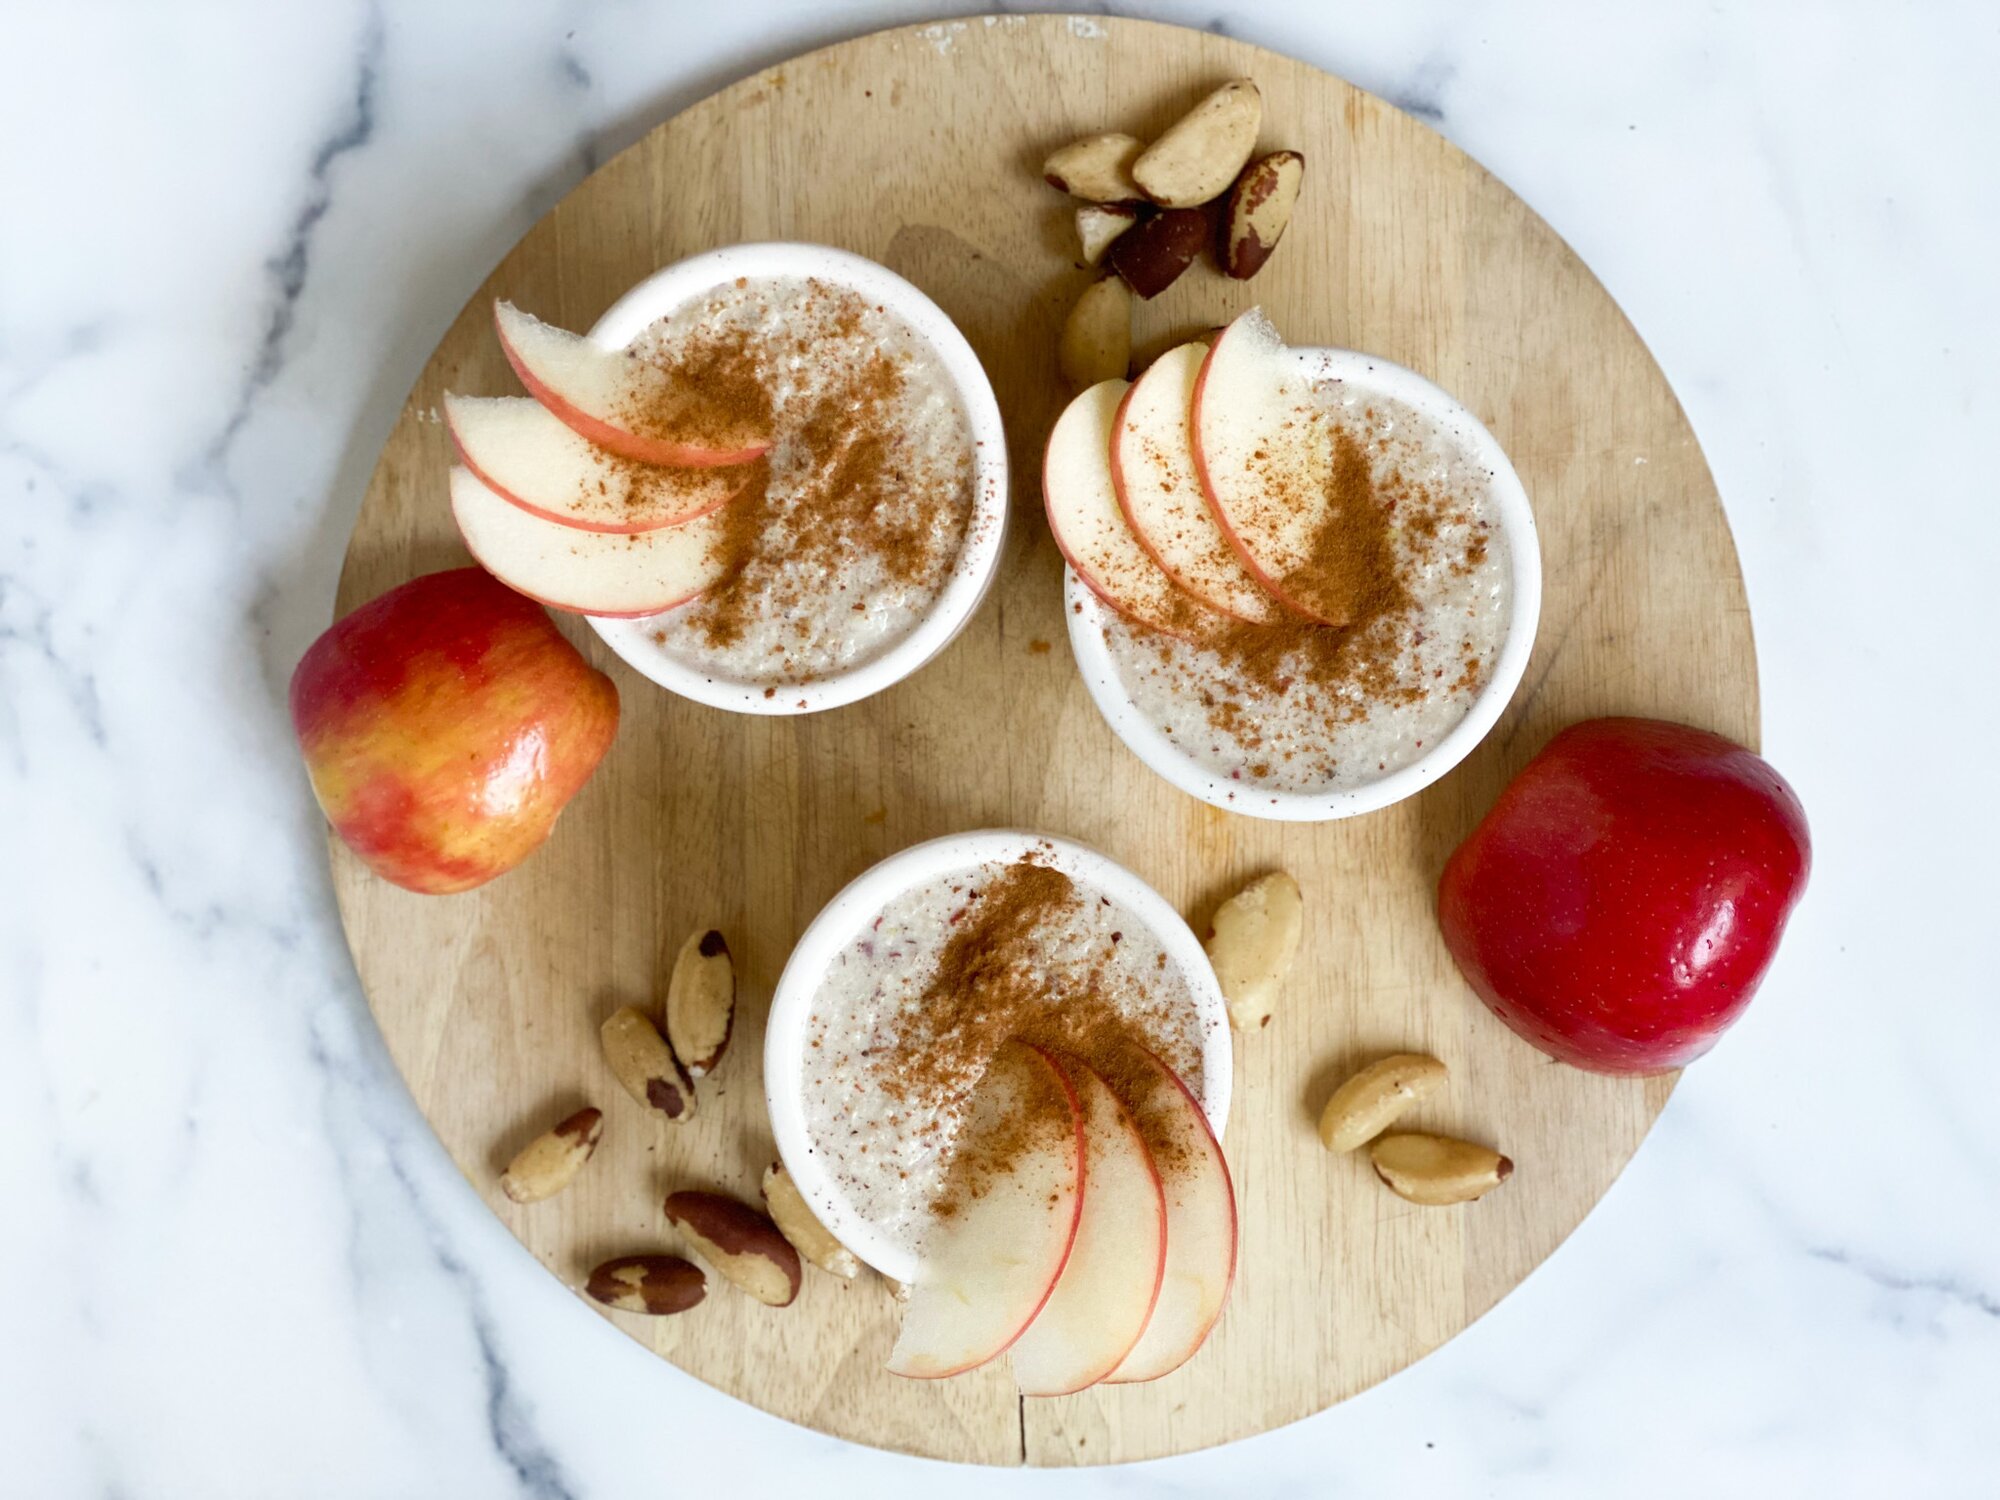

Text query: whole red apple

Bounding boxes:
[1438,717,1809,1074]
[290,568,619,894]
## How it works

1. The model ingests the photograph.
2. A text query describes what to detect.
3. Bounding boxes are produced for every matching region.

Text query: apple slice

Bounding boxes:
[1010,1057,1167,1396]
[449,466,729,618]
[1044,379,1210,637]
[1192,308,1357,625]
[1104,1045,1238,1383]
[445,394,744,534]
[493,302,771,469]
[888,1041,1085,1380]
[1111,343,1281,624]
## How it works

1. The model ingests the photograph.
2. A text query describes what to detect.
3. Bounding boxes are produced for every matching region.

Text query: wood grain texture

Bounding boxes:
[328,15,1755,1466]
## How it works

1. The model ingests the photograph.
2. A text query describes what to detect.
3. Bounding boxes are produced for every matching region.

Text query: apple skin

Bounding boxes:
[289,568,619,894]
[1438,717,1810,1074]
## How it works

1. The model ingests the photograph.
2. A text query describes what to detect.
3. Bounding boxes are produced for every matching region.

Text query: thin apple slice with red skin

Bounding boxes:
[445,394,744,535]
[1111,342,1281,624]
[449,467,729,619]
[1191,308,1352,624]
[1103,1045,1238,1383]
[1044,379,1212,638]
[888,1041,1086,1380]
[1009,1057,1167,1396]
[493,302,771,469]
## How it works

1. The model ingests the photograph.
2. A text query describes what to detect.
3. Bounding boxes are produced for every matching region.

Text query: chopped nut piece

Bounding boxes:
[499,1106,602,1204]
[1131,79,1263,208]
[1043,132,1146,202]
[1076,203,1140,265]
[1317,1053,1448,1152]
[761,1162,861,1279]
[664,1190,803,1307]
[1204,871,1303,1030]
[1107,206,1212,299]
[600,1006,696,1121]
[665,928,735,1078]
[1370,1133,1513,1205]
[1220,150,1305,279]
[1059,276,1133,388]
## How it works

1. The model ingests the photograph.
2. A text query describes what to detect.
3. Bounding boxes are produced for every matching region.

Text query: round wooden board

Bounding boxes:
[330,15,1756,1467]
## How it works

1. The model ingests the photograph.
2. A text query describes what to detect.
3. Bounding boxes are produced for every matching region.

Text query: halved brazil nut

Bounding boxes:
[1131,78,1263,208]
[1318,1053,1448,1153]
[665,928,734,1078]
[584,1254,706,1316]
[664,1190,803,1307]
[1204,870,1304,1030]
[762,1162,861,1279]
[499,1106,602,1204]
[1107,205,1212,299]
[1059,276,1133,388]
[1369,1133,1513,1205]
[600,1006,696,1121]
[1221,150,1305,279]
[1043,132,1146,202]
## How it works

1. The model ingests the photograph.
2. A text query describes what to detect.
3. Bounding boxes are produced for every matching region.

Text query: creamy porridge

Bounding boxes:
[1102,383,1512,794]
[799,857,1212,1259]
[632,275,978,685]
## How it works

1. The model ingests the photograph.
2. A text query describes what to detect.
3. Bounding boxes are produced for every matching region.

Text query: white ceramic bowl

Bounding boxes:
[764,829,1232,1283]
[585,243,1008,715]
[1067,346,1542,822]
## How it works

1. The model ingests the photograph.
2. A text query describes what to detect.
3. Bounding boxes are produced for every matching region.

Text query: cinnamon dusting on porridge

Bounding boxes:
[1105,386,1510,792]
[801,857,1211,1253]
[635,275,977,684]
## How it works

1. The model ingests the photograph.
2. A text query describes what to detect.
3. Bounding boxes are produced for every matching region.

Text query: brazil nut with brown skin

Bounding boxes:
[1369,1132,1513,1205]
[499,1106,602,1204]
[664,1191,802,1307]
[1220,150,1305,279]
[762,1162,861,1279]
[665,928,735,1079]
[584,1254,706,1315]
[1108,206,1214,299]
[600,1006,696,1121]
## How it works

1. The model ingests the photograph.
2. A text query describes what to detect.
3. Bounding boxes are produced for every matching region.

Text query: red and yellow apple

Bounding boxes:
[1438,717,1811,1073]
[289,567,619,894]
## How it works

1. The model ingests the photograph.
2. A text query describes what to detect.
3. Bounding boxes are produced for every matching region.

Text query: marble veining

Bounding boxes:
[2,2,1996,1496]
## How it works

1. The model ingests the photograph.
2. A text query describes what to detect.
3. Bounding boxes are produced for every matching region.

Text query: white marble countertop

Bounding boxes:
[5,2,1996,1495]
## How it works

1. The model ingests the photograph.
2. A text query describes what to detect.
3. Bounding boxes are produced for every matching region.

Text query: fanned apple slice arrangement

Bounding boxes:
[1045,307,1331,632]
[888,1039,1236,1391]
[443,303,771,617]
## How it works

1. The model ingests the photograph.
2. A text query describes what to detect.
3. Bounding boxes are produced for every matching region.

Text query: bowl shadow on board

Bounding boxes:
[880,221,1066,524]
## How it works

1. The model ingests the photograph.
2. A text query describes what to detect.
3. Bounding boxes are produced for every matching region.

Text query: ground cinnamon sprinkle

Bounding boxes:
[881,860,1203,1217]
[634,277,975,681]
[1126,408,1487,783]
[610,319,774,456]
[1275,428,1407,627]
